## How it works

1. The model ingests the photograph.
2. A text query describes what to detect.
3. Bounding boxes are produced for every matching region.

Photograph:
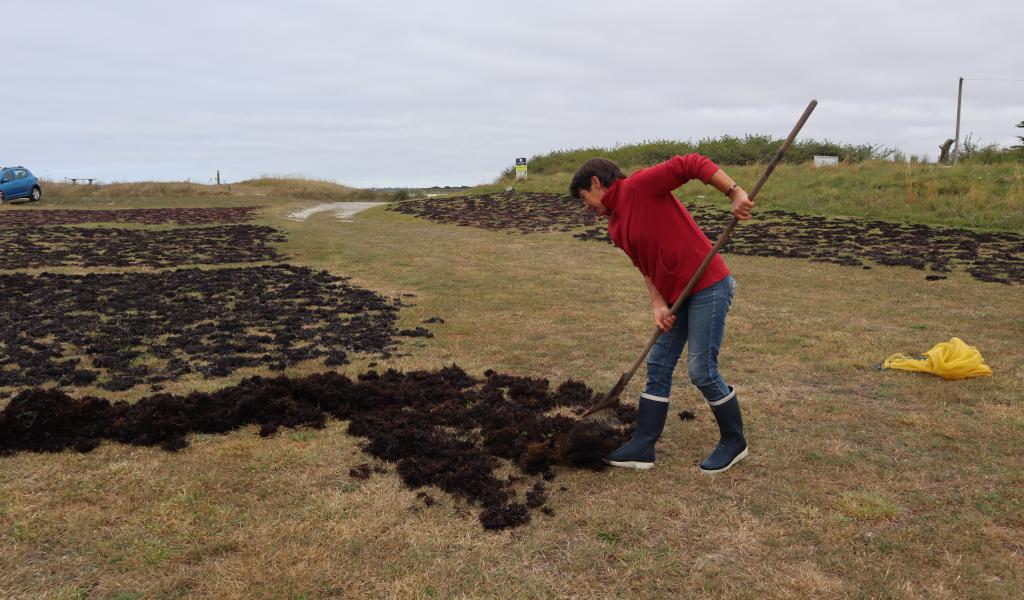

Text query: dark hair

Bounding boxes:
[569,158,625,198]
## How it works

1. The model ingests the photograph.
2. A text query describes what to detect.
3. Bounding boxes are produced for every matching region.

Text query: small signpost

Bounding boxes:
[813,155,839,168]
[514,157,527,181]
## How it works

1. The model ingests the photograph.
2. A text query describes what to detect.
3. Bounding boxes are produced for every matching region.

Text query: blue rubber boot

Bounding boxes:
[699,387,748,473]
[605,396,669,470]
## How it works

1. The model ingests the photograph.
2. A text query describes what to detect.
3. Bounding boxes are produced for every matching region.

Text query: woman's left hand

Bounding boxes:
[730,188,754,220]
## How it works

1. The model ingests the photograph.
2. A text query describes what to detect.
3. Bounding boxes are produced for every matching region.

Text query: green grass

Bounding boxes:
[473,160,1024,233]
[837,491,901,521]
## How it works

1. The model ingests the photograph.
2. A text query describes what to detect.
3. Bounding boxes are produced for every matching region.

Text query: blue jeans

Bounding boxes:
[642,276,735,403]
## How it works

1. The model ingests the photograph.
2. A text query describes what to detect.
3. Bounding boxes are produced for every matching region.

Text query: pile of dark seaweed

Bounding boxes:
[0,225,286,269]
[390,192,598,234]
[0,366,636,530]
[0,266,419,391]
[0,206,261,226]
[392,193,1023,284]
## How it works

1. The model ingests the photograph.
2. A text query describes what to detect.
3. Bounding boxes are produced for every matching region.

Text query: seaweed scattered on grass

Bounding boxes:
[349,464,372,479]
[479,503,531,530]
[585,212,1024,285]
[0,266,415,390]
[0,225,286,269]
[390,192,595,235]
[0,366,633,530]
[393,193,1023,284]
[525,482,548,508]
[0,206,261,226]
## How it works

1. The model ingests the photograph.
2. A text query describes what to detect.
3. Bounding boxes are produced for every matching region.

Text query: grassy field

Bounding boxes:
[1,171,1022,599]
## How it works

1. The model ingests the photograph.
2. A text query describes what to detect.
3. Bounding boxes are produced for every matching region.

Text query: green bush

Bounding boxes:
[505,136,894,181]
[959,134,1024,164]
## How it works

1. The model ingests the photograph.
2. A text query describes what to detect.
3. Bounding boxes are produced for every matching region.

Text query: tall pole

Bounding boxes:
[953,77,964,164]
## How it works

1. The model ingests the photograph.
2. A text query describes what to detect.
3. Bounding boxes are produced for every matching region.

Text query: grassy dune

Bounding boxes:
[474,160,1024,233]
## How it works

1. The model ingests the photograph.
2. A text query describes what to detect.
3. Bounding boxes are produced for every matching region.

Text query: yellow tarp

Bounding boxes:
[883,337,992,380]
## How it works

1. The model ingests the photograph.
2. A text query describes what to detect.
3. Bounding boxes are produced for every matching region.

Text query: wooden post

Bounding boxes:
[216,170,221,185]
[953,77,964,164]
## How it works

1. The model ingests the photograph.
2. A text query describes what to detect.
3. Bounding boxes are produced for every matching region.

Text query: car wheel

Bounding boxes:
[30,186,41,202]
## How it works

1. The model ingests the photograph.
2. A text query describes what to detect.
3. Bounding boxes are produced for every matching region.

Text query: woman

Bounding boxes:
[569,154,753,473]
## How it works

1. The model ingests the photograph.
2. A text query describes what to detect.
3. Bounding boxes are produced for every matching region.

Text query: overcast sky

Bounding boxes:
[4,1,1022,187]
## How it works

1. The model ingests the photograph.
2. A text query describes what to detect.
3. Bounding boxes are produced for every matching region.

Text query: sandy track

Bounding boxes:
[286,202,388,221]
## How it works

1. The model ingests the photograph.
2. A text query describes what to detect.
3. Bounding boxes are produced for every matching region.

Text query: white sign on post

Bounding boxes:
[515,157,527,180]
[814,155,839,168]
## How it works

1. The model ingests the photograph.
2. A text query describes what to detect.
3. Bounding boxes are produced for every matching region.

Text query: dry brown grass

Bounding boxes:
[36,177,387,206]
[1,198,1022,598]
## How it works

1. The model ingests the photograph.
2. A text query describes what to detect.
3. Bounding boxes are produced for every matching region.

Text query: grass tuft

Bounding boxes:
[838,491,901,521]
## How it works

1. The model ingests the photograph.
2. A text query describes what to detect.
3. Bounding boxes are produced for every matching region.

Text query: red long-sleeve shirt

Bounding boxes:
[603,154,730,304]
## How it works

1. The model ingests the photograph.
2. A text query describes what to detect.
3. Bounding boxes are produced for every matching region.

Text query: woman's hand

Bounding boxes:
[653,305,676,333]
[730,188,754,220]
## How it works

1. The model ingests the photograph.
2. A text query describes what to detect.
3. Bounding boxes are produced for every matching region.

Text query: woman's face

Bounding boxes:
[579,177,608,215]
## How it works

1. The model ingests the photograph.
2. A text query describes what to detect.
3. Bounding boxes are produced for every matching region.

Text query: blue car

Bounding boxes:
[0,166,42,203]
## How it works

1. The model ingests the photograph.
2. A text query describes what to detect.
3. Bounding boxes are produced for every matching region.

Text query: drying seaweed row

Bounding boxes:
[390,192,598,234]
[0,366,636,530]
[577,207,1024,285]
[0,206,261,227]
[393,193,1023,284]
[0,225,287,269]
[0,265,423,391]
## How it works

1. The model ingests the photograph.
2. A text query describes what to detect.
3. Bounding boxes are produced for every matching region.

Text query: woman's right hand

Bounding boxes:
[653,305,676,333]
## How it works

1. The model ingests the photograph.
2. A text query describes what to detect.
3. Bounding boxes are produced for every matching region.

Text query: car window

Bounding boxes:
[1,171,13,183]
[14,169,27,179]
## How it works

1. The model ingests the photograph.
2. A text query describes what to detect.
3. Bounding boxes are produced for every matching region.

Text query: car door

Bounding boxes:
[13,169,30,198]
[0,170,15,199]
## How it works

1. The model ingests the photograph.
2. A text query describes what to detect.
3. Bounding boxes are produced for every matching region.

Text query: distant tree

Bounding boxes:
[1013,121,1024,151]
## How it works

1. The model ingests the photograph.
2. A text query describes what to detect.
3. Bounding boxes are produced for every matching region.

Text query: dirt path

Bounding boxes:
[287,202,388,221]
